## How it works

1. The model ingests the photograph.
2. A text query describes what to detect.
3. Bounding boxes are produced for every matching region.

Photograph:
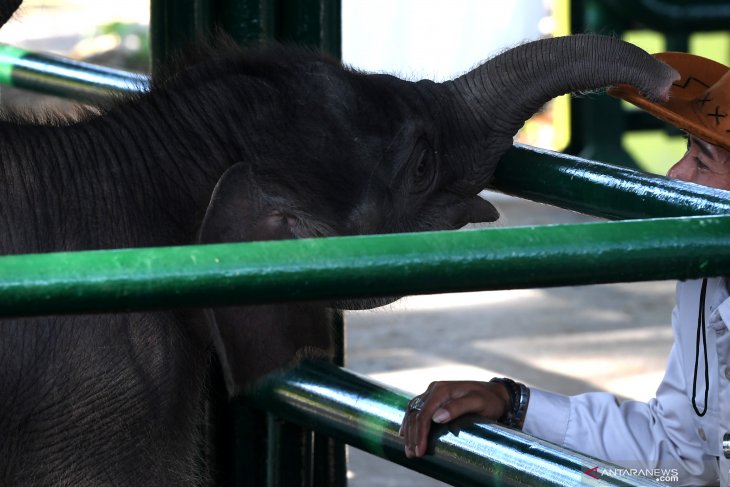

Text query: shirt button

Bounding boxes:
[698,428,707,441]
[725,367,730,381]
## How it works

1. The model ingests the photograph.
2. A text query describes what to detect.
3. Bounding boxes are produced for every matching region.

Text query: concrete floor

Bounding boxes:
[344,192,676,486]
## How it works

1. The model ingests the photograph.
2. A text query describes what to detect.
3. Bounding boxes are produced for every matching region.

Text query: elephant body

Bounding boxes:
[1,313,206,484]
[0,8,678,484]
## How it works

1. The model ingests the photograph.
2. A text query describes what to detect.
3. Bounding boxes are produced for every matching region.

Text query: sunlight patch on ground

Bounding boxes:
[369,363,499,395]
[471,325,674,351]
[390,289,542,312]
[367,357,666,402]
[365,326,672,401]
[469,326,673,401]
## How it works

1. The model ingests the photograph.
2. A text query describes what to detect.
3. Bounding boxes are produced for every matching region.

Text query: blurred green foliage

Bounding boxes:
[91,21,150,73]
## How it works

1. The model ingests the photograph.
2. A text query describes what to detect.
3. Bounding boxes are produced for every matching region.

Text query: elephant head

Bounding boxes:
[193,35,677,249]
[191,34,678,393]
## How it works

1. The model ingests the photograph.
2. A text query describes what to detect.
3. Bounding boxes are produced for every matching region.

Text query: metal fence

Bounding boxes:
[1,5,727,485]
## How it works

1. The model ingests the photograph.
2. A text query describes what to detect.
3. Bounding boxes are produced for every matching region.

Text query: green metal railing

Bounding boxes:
[596,0,730,33]
[150,0,341,71]
[0,46,727,320]
[253,360,666,487]
[497,145,730,218]
[0,18,725,486]
[0,44,149,104]
[0,214,729,317]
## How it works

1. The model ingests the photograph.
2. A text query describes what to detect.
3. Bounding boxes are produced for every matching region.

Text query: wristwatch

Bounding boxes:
[490,377,530,430]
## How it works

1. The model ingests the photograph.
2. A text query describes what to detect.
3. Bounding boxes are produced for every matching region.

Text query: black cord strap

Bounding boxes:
[692,278,709,417]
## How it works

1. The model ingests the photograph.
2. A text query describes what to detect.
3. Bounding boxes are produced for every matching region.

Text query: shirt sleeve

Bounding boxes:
[522,304,718,485]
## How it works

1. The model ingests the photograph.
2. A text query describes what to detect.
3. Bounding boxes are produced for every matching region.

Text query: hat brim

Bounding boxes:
[608,52,730,152]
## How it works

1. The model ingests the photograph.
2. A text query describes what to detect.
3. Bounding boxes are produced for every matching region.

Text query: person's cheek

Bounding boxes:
[711,173,730,191]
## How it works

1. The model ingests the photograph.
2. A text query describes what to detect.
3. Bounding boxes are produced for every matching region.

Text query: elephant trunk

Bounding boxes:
[445,34,679,191]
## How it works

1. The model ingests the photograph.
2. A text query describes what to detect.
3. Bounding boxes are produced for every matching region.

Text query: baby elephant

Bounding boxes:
[0,8,676,484]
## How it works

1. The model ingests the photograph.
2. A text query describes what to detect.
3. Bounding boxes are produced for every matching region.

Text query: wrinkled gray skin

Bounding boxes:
[0,3,677,484]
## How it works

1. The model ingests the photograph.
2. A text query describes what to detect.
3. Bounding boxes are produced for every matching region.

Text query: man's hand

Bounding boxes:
[399,380,510,458]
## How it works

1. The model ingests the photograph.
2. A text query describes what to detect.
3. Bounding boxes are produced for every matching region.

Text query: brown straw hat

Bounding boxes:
[609,52,730,152]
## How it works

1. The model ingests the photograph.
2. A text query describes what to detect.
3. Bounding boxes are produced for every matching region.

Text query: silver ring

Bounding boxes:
[408,396,426,412]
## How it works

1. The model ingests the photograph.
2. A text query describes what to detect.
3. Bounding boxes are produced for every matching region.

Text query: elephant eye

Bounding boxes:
[415,153,428,177]
[411,147,437,193]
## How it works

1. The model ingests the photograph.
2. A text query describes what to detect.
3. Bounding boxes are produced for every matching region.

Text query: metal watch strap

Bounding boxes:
[490,377,530,430]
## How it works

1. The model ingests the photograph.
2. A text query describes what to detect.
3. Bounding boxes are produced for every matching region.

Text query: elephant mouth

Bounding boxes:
[463,194,500,225]
[433,193,500,232]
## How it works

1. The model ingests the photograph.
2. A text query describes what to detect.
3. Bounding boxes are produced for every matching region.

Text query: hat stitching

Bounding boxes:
[707,106,727,126]
[698,94,713,106]
[674,76,710,90]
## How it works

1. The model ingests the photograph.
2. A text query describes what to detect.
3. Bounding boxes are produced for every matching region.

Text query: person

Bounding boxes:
[399,51,730,486]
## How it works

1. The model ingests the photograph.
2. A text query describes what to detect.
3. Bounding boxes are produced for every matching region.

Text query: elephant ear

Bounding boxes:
[199,162,297,245]
[199,163,334,397]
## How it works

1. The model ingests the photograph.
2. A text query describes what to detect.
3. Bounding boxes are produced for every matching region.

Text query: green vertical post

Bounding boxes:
[212,0,341,59]
[277,0,342,58]
[270,2,344,484]
[567,0,637,168]
[149,2,346,482]
[215,0,278,46]
[266,414,315,486]
[149,0,214,74]
[148,2,222,484]
[231,398,267,485]
[665,32,689,54]
[202,1,345,484]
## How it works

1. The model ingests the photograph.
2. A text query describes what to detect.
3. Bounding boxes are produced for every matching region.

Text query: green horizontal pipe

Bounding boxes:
[494,144,730,219]
[599,0,730,31]
[252,360,668,487]
[0,44,149,103]
[0,215,729,317]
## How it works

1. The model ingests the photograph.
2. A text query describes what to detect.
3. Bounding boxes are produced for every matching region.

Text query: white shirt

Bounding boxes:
[523,278,730,486]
